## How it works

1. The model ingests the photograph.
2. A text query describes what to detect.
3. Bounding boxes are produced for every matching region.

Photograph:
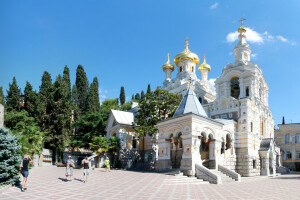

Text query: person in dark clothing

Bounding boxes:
[82,156,90,183]
[20,155,33,192]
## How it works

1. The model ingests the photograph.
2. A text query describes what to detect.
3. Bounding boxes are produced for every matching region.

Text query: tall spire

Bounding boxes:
[185,37,189,51]
[233,18,251,64]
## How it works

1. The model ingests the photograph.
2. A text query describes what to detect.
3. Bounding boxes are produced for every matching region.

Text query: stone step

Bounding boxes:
[210,170,235,183]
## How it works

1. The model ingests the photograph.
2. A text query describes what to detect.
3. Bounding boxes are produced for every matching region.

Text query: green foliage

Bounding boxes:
[62,66,71,100]
[6,77,21,112]
[0,127,21,186]
[146,84,151,94]
[135,93,141,101]
[134,88,180,138]
[89,136,108,155]
[4,110,37,133]
[100,98,119,128]
[0,86,5,105]
[140,90,145,102]
[4,110,44,158]
[24,81,39,119]
[282,116,285,125]
[87,77,101,113]
[131,94,134,100]
[43,75,71,155]
[39,71,52,130]
[71,112,104,149]
[120,101,133,111]
[75,65,89,115]
[108,136,120,152]
[18,126,43,157]
[119,86,125,105]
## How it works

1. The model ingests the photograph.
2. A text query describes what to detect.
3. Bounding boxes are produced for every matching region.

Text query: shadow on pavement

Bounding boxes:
[74,178,84,183]
[58,177,68,182]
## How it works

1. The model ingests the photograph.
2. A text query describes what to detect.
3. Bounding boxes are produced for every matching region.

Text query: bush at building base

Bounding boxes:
[0,127,21,186]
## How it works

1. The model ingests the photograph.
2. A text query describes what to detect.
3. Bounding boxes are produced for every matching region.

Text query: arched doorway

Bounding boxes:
[200,132,209,163]
[226,134,232,150]
[169,132,183,169]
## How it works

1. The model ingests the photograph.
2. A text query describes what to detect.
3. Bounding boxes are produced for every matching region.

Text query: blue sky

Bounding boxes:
[0,0,300,126]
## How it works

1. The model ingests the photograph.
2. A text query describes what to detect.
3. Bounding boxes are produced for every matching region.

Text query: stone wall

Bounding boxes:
[236,148,261,177]
[0,104,4,128]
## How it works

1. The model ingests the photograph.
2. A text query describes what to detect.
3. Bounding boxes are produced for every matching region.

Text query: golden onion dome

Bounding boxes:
[162,53,175,72]
[198,55,211,72]
[238,25,246,33]
[174,38,200,65]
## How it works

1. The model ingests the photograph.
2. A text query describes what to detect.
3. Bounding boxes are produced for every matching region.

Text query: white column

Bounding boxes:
[240,78,244,98]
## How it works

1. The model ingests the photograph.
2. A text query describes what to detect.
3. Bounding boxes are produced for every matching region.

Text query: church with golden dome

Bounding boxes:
[162,38,215,104]
[106,21,284,183]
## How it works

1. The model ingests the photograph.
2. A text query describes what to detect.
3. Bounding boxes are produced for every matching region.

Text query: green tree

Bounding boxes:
[75,65,89,115]
[0,86,5,105]
[119,86,125,105]
[71,112,104,148]
[24,81,39,119]
[140,90,145,102]
[131,94,134,100]
[282,116,285,125]
[0,127,21,186]
[4,110,36,133]
[6,77,21,112]
[39,71,52,130]
[43,75,70,162]
[62,66,71,100]
[100,98,119,129]
[134,88,180,161]
[146,84,151,94]
[135,93,141,101]
[87,77,101,113]
[18,126,43,157]
[120,101,133,111]
[89,136,108,155]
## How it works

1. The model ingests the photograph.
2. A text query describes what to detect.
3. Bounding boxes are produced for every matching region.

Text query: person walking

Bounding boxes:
[20,155,33,192]
[105,157,110,172]
[65,155,74,181]
[82,156,90,183]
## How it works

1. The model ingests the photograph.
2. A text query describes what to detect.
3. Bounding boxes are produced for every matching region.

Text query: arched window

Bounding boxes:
[230,77,240,99]
[251,122,253,132]
[295,133,300,144]
[286,151,292,160]
[285,134,292,144]
[180,66,182,72]
[192,67,194,72]
[246,87,249,97]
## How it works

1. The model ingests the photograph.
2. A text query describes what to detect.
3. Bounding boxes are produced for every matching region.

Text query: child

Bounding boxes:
[105,157,110,172]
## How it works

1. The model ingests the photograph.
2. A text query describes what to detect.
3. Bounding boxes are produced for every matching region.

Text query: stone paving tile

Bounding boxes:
[1,167,300,199]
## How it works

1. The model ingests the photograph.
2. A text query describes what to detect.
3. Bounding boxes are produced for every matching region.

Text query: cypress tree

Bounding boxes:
[39,71,52,130]
[6,76,21,112]
[132,94,134,100]
[87,77,101,113]
[0,86,5,105]
[75,65,89,114]
[44,75,69,162]
[24,81,39,118]
[120,86,125,105]
[141,90,145,102]
[135,93,141,101]
[62,66,71,100]
[147,84,151,94]
[282,116,285,125]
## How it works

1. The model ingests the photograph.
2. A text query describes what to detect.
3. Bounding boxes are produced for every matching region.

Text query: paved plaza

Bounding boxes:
[1,167,300,200]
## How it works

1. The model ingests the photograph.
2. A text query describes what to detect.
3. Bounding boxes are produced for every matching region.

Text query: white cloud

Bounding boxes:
[208,78,216,91]
[226,27,263,43]
[210,3,218,9]
[99,88,108,104]
[226,28,295,45]
[276,35,287,42]
[251,53,258,58]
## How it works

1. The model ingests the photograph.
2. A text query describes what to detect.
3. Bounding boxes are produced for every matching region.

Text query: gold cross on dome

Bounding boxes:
[167,53,170,63]
[185,37,189,49]
[239,17,246,26]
